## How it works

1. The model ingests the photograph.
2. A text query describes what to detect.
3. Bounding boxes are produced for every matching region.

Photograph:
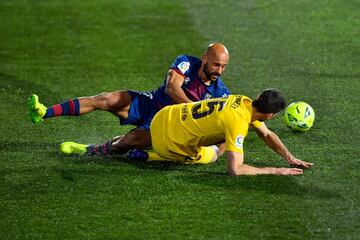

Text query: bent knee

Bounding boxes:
[89,92,111,109]
[92,91,130,111]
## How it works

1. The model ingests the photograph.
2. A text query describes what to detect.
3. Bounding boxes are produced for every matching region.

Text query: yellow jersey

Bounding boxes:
[150,95,263,158]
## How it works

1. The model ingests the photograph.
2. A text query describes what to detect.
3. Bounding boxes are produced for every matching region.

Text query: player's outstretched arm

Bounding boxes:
[226,151,303,176]
[253,124,313,169]
[165,69,193,103]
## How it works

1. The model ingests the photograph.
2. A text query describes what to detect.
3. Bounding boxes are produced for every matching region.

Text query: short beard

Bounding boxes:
[203,63,219,81]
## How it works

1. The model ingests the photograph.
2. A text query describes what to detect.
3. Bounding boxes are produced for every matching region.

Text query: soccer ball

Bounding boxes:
[284,101,315,131]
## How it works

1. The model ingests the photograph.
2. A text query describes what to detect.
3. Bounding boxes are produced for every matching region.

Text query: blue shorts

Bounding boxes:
[119,90,158,130]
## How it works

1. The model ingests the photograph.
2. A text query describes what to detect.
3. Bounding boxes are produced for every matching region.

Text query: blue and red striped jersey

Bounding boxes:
[152,55,231,109]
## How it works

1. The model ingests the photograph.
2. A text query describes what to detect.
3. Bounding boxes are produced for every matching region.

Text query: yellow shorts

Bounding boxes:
[150,144,219,165]
[150,108,218,164]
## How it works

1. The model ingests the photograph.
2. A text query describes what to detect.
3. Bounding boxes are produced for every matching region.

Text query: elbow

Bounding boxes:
[228,164,254,176]
[228,168,242,176]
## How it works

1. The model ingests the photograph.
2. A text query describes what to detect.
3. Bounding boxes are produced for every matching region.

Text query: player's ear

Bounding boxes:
[201,54,207,62]
[266,113,274,120]
[260,113,274,121]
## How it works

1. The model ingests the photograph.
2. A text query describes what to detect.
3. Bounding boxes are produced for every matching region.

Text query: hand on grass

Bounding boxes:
[275,167,304,175]
[287,158,313,169]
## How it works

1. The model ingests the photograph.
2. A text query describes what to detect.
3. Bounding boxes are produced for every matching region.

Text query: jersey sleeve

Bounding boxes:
[250,120,264,129]
[170,55,191,76]
[223,116,249,154]
[222,86,231,96]
[215,79,231,97]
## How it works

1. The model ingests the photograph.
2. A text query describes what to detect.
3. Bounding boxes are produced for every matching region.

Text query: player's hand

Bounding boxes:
[275,167,303,175]
[287,158,313,169]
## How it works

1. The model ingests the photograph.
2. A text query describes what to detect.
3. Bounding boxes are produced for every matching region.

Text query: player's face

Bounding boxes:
[203,54,228,82]
[258,113,274,122]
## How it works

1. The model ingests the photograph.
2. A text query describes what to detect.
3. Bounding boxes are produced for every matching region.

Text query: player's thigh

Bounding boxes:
[151,122,213,164]
[150,117,175,160]
[150,111,168,153]
[151,145,218,165]
[90,90,131,113]
[106,90,132,114]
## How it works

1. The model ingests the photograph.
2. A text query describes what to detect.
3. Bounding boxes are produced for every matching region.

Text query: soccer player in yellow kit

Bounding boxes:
[146,89,313,176]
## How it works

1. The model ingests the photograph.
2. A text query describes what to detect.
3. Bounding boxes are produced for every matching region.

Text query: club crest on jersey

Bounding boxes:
[235,135,244,148]
[177,61,190,74]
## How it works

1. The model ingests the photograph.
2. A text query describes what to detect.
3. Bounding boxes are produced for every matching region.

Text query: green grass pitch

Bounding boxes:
[1,0,359,239]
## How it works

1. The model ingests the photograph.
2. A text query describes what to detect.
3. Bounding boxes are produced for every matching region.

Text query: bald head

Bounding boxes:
[200,42,229,82]
[206,42,229,58]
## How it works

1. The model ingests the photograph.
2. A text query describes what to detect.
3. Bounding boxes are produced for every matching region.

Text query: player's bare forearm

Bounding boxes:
[227,151,304,176]
[165,70,192,103]
[263,131,293,160]
[254,125,313,168]
[227,152,303,176]
[263,131,313,168]
[229,164,303,176]
[166,85,192,103]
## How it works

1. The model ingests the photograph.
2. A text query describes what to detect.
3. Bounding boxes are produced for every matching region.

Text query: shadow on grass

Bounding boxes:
[54,155,340,201]
[0,139,189,173]
[55,154,204,177]
[176,172,341,200]
[1,139,339,200]
[54,155,341,200]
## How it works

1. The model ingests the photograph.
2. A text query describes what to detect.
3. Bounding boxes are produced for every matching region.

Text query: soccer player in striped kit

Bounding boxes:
[29,43,231,156]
